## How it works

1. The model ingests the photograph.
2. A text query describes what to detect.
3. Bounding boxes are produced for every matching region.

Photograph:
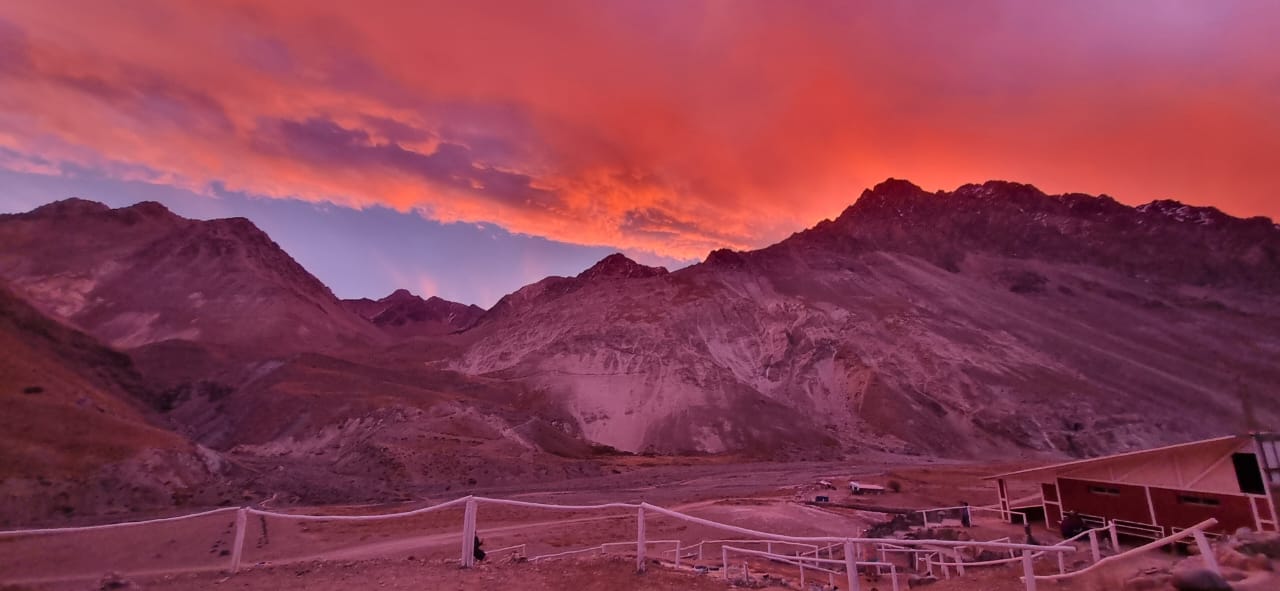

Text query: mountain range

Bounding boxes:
[2,178,1277,522]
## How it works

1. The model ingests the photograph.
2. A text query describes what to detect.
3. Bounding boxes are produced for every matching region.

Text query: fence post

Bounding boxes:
[1192,530,1219,574]
[1089,530,1101,563]
[636,506,647,573]
[1056,551,1065,574]
[843,540,861,591]
[1108,521,1119,552]
[1021,549,1037,591]
[229,508,248,574]
[674,540,681,568]
[722,546,728,580]
[460,497,478,568]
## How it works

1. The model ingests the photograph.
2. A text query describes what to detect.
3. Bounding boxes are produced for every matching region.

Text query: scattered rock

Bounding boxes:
[974,550,1000,562]
[98,572,140,590]
[907,574,938,587]
[1223,568,1248,582]
[1218,548,1252,570]
[933,528,958,541]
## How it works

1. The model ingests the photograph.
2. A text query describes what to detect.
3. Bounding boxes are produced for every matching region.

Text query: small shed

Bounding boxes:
[850,481,886,495]
[986,433,1280,537]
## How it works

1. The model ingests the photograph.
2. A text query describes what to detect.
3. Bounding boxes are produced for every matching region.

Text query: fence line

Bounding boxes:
[246,496,471,522]
[722,544,902,591]
[918,503,1028,526]
[640,502,1067,552]
[1031,518,1219,583]
[0,494,1088,591]
[0,506,239,537]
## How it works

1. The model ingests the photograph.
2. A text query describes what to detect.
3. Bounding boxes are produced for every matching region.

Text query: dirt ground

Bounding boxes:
[0,459,1181,591]
[91,557,740,591]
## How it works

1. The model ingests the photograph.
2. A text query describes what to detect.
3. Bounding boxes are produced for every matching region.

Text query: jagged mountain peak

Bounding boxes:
[1135,199,1230,226]
[342,287,483,335]
[383,288,420,303]
[22,198,183,226]
[27,197,113,217]
[704,248,750,269]
[577,253,668,280]
[804,178,1280,286]
[952,180,1047,202]
[119,200,175,218]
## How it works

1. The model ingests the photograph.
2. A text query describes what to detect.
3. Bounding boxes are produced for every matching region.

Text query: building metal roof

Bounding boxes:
[984,435,1246,482]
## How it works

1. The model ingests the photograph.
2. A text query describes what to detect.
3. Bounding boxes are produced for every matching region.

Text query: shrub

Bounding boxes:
[887,480,903,493]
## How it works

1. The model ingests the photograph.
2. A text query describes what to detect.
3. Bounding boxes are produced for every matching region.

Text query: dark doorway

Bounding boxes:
[1233,453,1266,495]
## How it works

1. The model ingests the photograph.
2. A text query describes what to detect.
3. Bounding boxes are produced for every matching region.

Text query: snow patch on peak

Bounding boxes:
[1136,200,1220,225]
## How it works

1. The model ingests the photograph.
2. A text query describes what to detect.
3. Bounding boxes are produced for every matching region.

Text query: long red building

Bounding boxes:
[988,433,1280,537]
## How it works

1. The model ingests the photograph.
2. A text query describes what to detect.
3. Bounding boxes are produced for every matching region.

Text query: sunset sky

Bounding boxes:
[1,1,1277,306]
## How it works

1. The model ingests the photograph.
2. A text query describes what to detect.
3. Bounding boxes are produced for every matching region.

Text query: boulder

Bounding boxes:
[907,574,939,587]
[1236,532,1280,560]
[1171,568,1232,591]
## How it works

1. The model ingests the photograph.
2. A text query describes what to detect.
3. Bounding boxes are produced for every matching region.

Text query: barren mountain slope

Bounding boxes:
[122,336,606,505]
[456,180,1280,457]
[0,283,220,525]
[0,199,384,352]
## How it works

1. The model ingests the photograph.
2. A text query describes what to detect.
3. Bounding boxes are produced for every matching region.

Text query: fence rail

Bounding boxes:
[0,495,1123,591]
[1031,518,1218,584]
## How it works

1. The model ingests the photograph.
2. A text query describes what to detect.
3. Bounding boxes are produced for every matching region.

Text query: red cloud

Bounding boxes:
[1,1,1277,260]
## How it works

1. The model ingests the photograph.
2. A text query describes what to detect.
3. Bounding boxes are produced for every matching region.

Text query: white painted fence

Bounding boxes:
[722,544,901,591]
[919,503,1027,527]
[1,495,1089,591]
[1029,518,1219,584]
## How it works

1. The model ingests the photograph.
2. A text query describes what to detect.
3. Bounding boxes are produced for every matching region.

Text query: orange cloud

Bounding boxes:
[1,1,1277,261]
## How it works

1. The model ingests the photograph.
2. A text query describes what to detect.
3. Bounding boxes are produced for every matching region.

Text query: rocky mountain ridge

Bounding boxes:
[2,180,1277,521]
[342,289,485,336]
[0,200,385,352]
